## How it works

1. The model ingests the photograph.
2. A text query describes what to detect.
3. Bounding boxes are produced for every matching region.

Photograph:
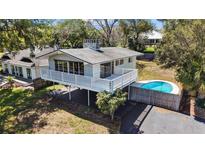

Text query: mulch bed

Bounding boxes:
[0,82,25,89]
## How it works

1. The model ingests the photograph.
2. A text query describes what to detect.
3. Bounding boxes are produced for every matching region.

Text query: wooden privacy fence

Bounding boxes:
[129,86,182,111]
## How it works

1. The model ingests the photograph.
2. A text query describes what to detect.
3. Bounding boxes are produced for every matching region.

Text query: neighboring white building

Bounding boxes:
[144,30,162,45]
[36,40,143,105]
[0,48,50,80]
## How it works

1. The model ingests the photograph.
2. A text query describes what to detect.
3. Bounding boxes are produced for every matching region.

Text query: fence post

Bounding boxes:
[128,85,130,100]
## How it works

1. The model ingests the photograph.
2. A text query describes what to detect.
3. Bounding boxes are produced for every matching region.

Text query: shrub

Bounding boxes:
[96,89,127,120]
[196,99,205,109]
[144,47,155,53]
[6,76,14,88]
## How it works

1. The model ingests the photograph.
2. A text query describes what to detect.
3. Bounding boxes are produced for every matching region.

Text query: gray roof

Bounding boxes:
[2,59,35,67]
[0,47,52,67]
[37,47,143,64]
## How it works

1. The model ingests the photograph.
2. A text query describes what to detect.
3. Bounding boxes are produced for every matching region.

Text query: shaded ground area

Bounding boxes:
[0,86,119,134]
[119,101,205,134]
[119,102,152,134]
[140,106,205,134]
[55,88,97,108]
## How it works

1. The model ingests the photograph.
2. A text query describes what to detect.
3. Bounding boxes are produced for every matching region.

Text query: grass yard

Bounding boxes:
[0,52,3,71]
[144,47,155,53]
[0,85,119,134]
[137,60,179,85]
[0,52,3,58]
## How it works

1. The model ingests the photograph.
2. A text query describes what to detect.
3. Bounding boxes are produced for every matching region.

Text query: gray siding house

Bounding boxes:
[0,48,50,80]
[37,40,142,105]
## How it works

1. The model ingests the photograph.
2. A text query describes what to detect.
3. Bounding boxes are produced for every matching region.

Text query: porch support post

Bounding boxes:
[88,90,90,106]
[128,85,130,100]
[68,85,71,101]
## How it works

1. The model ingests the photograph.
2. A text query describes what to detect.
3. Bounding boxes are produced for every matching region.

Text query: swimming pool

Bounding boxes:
[130,80,181,111]
[140,81,173,93]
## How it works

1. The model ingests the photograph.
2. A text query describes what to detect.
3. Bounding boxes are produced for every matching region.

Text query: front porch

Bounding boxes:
[40,67,137,93]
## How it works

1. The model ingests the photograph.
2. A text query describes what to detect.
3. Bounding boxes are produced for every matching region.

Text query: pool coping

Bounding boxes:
[131,80,180,95]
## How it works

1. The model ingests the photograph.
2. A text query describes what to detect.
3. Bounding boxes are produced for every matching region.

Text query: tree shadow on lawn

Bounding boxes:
[136,62,145,71]
[0,88,57,133]
[51,89,120,133]
[0,88,120,134]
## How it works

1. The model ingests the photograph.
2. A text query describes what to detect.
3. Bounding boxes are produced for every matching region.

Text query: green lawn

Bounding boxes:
[137,60,179,86]
[0,85,64,133]
[0,52,3,71]
[0,52,4,72]
[0,60,177,134]
[0,85,119,134]
[144,47,155,53]
[0,52,3,58]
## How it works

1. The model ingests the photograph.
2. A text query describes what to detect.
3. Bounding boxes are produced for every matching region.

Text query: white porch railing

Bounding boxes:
[40,68,137,93]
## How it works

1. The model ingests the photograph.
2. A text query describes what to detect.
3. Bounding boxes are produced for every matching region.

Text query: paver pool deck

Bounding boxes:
[140,106,205,134]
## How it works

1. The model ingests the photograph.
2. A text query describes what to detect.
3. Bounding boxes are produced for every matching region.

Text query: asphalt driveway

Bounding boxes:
[140,106,205,134]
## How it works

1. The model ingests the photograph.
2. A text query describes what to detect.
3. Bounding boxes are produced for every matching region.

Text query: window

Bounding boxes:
[116,59,124,66]
[120,59,124,65]
[11,65,15,75]
[4,64,8,73]
[15,66,18,76]
[69,61,74,74]
[128,57,132,63]
[115,60,119,66]
[26,68,32,79]
[54,60,68,72]
[79,62,84,75]
[18,67,23,77]
[69,61,84,75]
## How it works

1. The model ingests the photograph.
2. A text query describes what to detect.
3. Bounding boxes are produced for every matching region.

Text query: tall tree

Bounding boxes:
[156,20,205,96]
[119,19,154,51]
[88,19,118,46]
[0,19,53,52]
[53,19,87,48]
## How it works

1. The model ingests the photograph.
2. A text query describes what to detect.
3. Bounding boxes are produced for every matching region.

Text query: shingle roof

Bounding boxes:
[37,47,143,64]
[1,47,142,66]
[7,60,34,67]
[0,47,52,67]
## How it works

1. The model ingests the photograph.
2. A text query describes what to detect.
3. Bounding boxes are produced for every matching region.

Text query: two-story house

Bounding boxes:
[36,40,143,105]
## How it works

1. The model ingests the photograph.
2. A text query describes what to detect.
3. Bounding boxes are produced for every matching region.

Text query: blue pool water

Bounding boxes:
[140,81,173,93]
